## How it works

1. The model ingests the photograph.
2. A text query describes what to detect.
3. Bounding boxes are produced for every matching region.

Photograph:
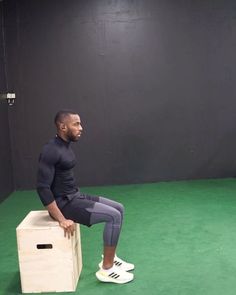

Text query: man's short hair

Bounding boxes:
[54,110,78,127]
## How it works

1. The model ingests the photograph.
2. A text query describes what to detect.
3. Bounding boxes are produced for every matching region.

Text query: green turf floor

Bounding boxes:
[1,178,236,295]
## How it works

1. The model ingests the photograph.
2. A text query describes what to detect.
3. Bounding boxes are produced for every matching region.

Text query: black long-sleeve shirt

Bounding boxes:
[37,135,78,206]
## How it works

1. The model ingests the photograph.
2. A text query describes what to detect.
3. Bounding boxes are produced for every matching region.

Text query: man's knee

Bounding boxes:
[112,209,122,225]
[116,202,124,216]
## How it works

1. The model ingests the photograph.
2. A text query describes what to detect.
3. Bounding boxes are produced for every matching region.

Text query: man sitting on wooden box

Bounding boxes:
[36,110,134,284]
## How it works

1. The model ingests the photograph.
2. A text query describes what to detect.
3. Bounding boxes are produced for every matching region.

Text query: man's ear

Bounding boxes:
[60,122,67,131]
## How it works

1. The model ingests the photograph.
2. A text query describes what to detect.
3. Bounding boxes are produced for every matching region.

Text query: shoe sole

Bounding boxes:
[96,272,134,284]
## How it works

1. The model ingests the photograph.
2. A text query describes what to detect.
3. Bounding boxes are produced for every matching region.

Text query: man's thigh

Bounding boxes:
[61,193,99,226]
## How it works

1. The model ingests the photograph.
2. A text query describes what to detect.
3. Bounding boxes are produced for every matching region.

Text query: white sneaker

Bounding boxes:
[99,255,135,272]
[96,266,134,284]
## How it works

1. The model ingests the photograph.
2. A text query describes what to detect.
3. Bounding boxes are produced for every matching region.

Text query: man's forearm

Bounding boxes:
[46,201,66,223]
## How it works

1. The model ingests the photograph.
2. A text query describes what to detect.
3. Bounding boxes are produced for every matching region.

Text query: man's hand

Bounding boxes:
[46,201,76,239]
[59,219,76,239]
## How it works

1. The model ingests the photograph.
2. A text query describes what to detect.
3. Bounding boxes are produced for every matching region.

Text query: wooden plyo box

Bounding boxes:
[16,210,82,293]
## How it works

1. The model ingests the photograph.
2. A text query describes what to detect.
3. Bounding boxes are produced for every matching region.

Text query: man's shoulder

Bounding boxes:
[42,137,58,150]
[40,137,61,161]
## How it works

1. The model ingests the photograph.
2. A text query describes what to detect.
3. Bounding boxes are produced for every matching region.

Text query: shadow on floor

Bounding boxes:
[5,271,22,295]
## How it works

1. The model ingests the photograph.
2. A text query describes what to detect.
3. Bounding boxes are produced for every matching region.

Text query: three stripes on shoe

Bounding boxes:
[107,261,123,280]
[114,260,122,267]
[107,261,123,279]
[108,272,120,279]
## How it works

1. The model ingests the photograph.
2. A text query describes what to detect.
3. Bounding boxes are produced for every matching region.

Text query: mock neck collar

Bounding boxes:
[55,134,70,146]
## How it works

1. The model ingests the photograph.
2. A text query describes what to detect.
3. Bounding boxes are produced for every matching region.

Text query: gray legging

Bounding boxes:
[60,193,124,247]
[86,197,124,247]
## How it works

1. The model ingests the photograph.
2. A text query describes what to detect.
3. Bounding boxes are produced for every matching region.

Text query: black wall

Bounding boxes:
[0,2,14,201]
[4,0,236,189]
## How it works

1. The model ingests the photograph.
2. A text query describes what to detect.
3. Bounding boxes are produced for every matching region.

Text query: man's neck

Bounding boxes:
[56,133,69,143]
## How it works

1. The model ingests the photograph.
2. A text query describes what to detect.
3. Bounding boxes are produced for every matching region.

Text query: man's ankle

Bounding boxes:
[102,264,113,270]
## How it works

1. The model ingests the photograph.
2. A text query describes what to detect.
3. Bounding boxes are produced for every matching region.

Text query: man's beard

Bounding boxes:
[66,130,79,142]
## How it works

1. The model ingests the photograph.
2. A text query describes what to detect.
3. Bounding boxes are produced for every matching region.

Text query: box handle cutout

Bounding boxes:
[36,244,53,249]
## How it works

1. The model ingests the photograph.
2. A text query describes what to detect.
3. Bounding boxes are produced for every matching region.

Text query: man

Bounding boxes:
[37,110,134,284]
